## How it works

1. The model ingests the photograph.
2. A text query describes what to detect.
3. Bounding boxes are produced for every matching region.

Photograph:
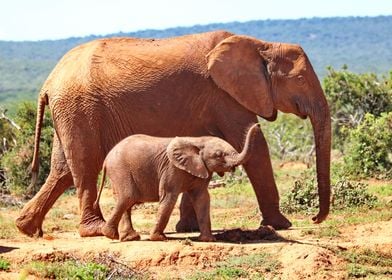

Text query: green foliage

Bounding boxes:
[323,66,392,150]
[190,253,280,280]
[281,169,378,214]
[343,112,392,179]
[0,257,10,271]
[25,261,108,280]
[342,248,392,278]
[261,114,314,164]
[0,102,53,195]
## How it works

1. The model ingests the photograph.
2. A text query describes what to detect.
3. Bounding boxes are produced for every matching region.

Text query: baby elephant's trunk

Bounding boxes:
[227,123,260,166]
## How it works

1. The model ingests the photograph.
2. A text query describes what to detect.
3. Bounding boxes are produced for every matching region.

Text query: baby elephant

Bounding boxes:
[95,123,260,242]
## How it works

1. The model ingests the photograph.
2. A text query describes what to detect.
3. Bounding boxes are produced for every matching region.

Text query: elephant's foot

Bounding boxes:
[150,232,167,241]
[15,214,43,237]
[175,218,200,233]
[120,230,141,242]
[102,224,119,240]
[198,234,216,242]
[79,218,106,237]
[261,212,292,230]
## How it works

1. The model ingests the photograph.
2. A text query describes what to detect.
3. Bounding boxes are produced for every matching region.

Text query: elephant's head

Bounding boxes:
[167,124,260,179]
[207,35,331,224]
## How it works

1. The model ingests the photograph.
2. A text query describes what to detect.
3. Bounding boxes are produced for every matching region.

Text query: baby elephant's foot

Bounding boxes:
[120,230,141,242]
[102,224,119,240]
[150,232,167,241]
[198,234,216,242]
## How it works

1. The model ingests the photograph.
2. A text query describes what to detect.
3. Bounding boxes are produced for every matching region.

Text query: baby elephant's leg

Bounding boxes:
[150,192,179,241]
[188,185,216,242]
[102,195,130,240]
[119,209,140,241]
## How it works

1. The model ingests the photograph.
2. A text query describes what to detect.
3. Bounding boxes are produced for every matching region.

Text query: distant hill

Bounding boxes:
[1,16,391,107]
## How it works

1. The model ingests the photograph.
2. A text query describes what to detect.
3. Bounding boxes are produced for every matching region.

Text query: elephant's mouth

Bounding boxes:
[294,100,308,119]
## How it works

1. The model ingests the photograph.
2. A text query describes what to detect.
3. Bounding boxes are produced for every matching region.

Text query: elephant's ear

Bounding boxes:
[207,35,275,119]
[167,137,209,179]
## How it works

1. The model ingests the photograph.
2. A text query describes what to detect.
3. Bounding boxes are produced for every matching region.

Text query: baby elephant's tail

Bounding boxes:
[94,164,107,211]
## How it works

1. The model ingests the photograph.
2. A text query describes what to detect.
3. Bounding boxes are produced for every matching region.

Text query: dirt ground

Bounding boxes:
[1,214,392,279]
[1,170,391,279]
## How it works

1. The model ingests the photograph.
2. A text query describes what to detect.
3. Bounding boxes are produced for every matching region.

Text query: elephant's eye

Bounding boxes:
[296,75,306,86]
[214,151,223,158]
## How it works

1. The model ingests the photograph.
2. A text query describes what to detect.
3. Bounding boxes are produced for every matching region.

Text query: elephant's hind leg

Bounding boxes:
[119,208,140,241]
[16,135,73,237]
[102,197,131,240]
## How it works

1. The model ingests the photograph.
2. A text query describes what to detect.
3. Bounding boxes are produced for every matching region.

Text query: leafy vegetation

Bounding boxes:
[0,257,10,271]
[343,112,392,179]
[281,169,378,214]
[23,261,109,280]
[323,66,392,150]
[0,102,52,195]
[1,16,392,110]
[190,252,281,279]
[261,115,314,164]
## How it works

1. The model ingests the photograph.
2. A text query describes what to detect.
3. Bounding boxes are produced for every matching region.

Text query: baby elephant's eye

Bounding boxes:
[214,151,223,158]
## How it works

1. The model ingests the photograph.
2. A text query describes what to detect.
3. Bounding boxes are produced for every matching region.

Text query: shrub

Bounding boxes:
[261,114,315,164]
[26,261,108,280]
[343,112,392,179]
[281,169,378,214]
[0,257,10,271]
[0,102,53,195]
[323,66,392,150]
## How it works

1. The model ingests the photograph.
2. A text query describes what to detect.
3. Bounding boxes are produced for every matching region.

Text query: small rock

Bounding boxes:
[62,213,75,220]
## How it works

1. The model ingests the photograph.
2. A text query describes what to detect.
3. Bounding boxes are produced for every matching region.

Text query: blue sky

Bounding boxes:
[1,0,391,41]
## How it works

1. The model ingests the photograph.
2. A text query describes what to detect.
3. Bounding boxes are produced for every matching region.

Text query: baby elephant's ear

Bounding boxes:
[167,138,209,179]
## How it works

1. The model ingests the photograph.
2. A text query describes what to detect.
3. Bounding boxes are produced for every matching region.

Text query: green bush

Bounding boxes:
[323,66,392,150]
[0,102,53,195]
[281,169,378,214]
[343,112,392,179]
[0,257,10,271]
[261,114,315,164]
[26,261,108,280]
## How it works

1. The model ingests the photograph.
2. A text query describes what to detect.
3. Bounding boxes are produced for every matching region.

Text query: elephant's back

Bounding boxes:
[43,30,233,102]
[105,134,171,166]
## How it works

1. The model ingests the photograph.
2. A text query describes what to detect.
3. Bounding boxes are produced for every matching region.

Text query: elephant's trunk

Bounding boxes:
[308,97,332,223]
[227,123,260,166]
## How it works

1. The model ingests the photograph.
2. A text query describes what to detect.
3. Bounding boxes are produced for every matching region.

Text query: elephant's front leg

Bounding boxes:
[176,126,292,232]
[188,185,215,242]
[150,191,179,241]
[242,129,292,230]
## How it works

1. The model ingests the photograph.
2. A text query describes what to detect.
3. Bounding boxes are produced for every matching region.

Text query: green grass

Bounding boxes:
[0,257,10,271]
[294,203,392,236]
[369,183,392,197]
[22,261,109,280]
[342,248,392,278]
[0,213,18,239]
[189,252,281,280]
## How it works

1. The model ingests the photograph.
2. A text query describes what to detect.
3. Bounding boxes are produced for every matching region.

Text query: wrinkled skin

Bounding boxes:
[97,124,258,242]
[16,31,331,238]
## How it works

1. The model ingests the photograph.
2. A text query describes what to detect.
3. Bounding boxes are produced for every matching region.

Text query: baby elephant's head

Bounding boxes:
[167,124,260,179]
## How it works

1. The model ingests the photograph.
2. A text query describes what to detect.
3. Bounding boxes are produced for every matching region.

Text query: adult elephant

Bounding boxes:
[16,31,331,238]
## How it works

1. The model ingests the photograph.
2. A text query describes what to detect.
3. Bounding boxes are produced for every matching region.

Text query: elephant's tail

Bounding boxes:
[94,164,107,210]
[27,92,48,195]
